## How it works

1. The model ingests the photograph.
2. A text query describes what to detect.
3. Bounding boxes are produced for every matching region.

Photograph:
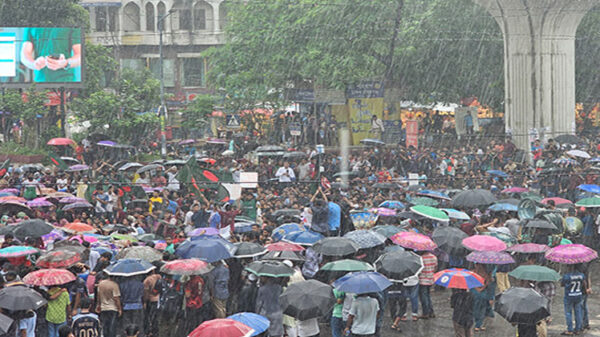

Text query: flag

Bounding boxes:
[321,176,331,190]
[0,159,9,179]
[177,157,230,202]
[48,152,68,170]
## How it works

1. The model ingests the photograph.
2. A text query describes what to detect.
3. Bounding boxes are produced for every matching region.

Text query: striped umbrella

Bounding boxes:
[0,246,37,258]
[434,268,485,289]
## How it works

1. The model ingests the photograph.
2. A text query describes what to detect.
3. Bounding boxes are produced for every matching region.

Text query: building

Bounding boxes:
[82,0,227,101]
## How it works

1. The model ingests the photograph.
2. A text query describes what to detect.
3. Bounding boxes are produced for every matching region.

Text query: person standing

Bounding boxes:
[119,276,145,337]
[256,277,284,337]
[17,310,37,337]
[71,298,100,337]
[344,293,379,337]
[142,269,161,337]
[450,289,474,337]
[370,115,385,140]
[561,265,586,335]
[331,286,346,337]
[418,251,437,319]
[95,274,122,337]
[208,261,229,318]
[46,286,71,337]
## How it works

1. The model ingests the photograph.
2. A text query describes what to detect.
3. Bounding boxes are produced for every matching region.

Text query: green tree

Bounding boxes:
[0,0,89,29]
[82,43,118,95]
[182,94,216,135]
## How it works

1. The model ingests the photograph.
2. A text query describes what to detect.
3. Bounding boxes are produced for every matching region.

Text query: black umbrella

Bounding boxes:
[13,219,53,239]
[374,251,423,281]
[396,211,421,220]
[272,209,301,218]
[312,237,359,257]
[234,242,267,258]
[245,261,294,278]
[524,219,557,230]
[0,313,13,334]
[280,280,335,320]
[452,189,497,208]
[0,286,47,310]
[494,287,550,324]
[137,233,163,243]
[0,225,16,236]
[0,202,33,217]
[53,241,89,261]
[554,134,581,145]
[432,226,468,256]
[260,250,305,262]
[500,198,521,206]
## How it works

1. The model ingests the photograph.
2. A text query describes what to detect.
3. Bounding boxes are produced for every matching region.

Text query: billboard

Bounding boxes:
[0,27,83,88]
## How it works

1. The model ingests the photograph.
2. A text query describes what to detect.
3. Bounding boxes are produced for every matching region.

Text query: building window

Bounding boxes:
[194,8,206,30]
[123,2,141,32]
[149,58,175,87]
[108,7,119,32]
[95,7,107,32]
[182,58,206,87]
[146,3,155,31]
[179,9,192,30]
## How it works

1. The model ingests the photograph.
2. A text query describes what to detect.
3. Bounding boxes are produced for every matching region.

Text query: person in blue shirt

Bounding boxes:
[561,265,587,335]
[327,200,341,236]
[581,210,595,249]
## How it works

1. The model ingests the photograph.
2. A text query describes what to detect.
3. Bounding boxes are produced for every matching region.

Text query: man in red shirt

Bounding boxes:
[418,251,438,319]
[183,275,205,335]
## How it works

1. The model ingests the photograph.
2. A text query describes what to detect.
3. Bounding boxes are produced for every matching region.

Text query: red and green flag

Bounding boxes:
[177,158,230,203]
[48,152,68,170]
[0,159,10,179]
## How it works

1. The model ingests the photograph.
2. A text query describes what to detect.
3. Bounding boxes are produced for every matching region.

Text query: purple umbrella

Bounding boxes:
[68,164,89,172]
[0,189,19,196]
[178,139,196,145]
[59,197,87,204]
[27,198,53,208]
[41,230,66,245]
[466,251,515,265]
[62,202,93,211]
[545,244,598,264]
[97,140,117,147]
[189,227,220,237]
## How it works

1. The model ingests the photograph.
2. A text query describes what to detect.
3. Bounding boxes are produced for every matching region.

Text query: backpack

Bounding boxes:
[158,280,183,319]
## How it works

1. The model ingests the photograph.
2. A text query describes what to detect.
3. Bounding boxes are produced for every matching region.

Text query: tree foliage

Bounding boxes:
[182,94,216,130]
[0,0,89,29]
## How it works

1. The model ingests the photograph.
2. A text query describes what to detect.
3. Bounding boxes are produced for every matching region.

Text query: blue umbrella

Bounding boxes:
[333,271,392,294]
[176,238,235,263]
[590,157,600,163]
[234,222,254,234]
[486,170,508,178]
[228,312,269,336]
[271,223,306,241]
[344,230,387,249]
[379,200,405,210]
[441,208,470,220]
[577,184,600,194]
[282,230,323,246]
[488,203,518,212]
[104,259,155,277]
[417,190,451,200]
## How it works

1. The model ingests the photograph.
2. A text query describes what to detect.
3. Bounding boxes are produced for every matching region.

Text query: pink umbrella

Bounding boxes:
[462,235,507,252]
[390,231,437,251]
[541,197,572,205]
[545,244,598,264]
[59,197,87,204]
[507,243,549,254]
[369,207,396,216]
[27,198,53,208]
[466,251,515,264]
[0,189,19,195]
[501,187,528,193]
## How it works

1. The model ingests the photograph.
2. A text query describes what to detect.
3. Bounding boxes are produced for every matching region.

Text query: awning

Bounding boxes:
[80,0,121,7]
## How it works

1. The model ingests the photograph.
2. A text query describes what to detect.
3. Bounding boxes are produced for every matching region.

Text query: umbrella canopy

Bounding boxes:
[283,151,307,159]
[434,268,485,289]
[227,313,269,337]
[47,138,74,146]
[271,223,306,241]
[160,259,213,276]
[441,208,470,220]
[0,313,13,335]
[255,145,285,152]
[545,244,598,264]
[410,197,439,207]
[280,280,335,320]
[104,259,156,277]
[360,138,385,146]
[97,140,116,147]
[495,287,550,324]
[379,200,405,210]
[577,184,600,194]
[23,268,76,286]
[283,230,324,246]
[371,225,404,238]
[565,216,584,234]
[417,190,451,201]
[271,209,301,218]
[481,232,518,247]
[13,219,53,239]
[265,242,305,252]
[333,271,392,294]
[118,162,143,171]
[390,232,437,251]
[67,164,90,172]
[524,219,557,231]
[176,238,235,263]
[189,319,253,337]
[0,286,47,310]
[509,265,560,282]
[245,260,294,278]
[27,198,53,208]
[466,251,515,265]
[409,205,449,222]
[136,164,164,174]
[164,159,187,166]
[555,134,581,145]
[312,237,359,257]
[188,227,220,237]
[501,187,528,193]
[541,197,572,205]
[575,197,600,208]
[178,139,196,145]
[488,203,518,212]
[375,251,423,281]
[344,230,387,249]
[462,235,507,252]
[320,259,374,272]
[486,169,508,178]
[63,222,96,233]
[507,243,549,254]
[116,246,163,262]
[452,189,497,208]
[260,250,305,262]
[567,149,591,159]
[62,202,94,211]
[36,250,81,268]
[432,226,468,256]
[0,246,37,258]
[234,242,267,258]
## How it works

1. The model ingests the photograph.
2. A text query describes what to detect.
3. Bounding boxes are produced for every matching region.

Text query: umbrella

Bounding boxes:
[509,265,560,282]
[567,149,591,159]
[283,151,306,159]
[433,268,485,289]
[545,244,598,264]
[565,216,584,234]
[280,280,335,320]
[234,242,267,258]
[417,190,451,201]
[104,259,156,277]
[343,230,387,249]
[432,226,468,256]
[409,205,449,222]
[379,200,405,210]
[371,225,404,238]
[333,171,359,178]
[519,192,543,201]
[178,139,196,145]
[13,219,53,239]
[36,250,81,268]
[116,246,163,262]
[62,202,94,211]
[462,235,507,252]
[245,260,294,278]
[67,164,89,172]
[575,197,600,208]
[349,211,378,228]
[0,313,13,334]
[488,203,518,212]
[360,138,385,146]
[452,189,497,208]
[234,222,254,234]
[46,192,74,199]
[137,233,163,243]
[176,238,235,263]
[188,227,220,237]
[312,237,359,257]
[390,232,437,251]
[97,140,116,147]
[577,184,600,194]
[63,222,96,233]
[165,160,187,166]
[0,286,46,310]
[501,187,528,193]
[136,164,164,174]
[160,259,213,275]
[47,138,75,146]
[228,313,269,337]
[23,268,76,286]
[119,162,143,171]
[111,233,138,242]
[554,134,581,145]
[441,208,470,220]
[0,188,18,195]
[333,271,392,294]
[320,259,374,272]
[507,243,549,254]
[0,196,25,203]
[396,211,421,220]
[27,198,53,208]
[60,156,79,165]
[0,246,37,258]
[0,201,32,216]
[369,207,396,217]
[255,145,284,152]
[553,157,579,166]
[495,287,550,324]
[271,209,301,218]
[283,230,323,246]
[265,242,305,252]
[410,197,439,207]
[189,319,253,337]
[466,251,514,265]
[481,232,518,247]
[375,251,423,281]
[260,250,305,262]
[486,170,508,178]
[524,219,557,231]
[541,197,572,205]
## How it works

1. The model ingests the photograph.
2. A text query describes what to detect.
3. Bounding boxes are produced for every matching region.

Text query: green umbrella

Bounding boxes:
[411,197,439,207]
[575,197,600,208]
[320,259,374,272]
[409,205,449,222]
[111,233,138,242]
[508,265,560,282]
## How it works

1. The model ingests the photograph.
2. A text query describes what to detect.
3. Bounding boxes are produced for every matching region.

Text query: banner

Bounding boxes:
[406,120,419,149]
[346,81,385,145]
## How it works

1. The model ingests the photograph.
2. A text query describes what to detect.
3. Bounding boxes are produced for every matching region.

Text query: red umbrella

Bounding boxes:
[265,242,305,252]
[63,222,96,233]
[189,319,253,337]
[23,269,76,286]
[160,259,213,276]
[47,138,75,146]
[541,197,572,205]
[36,250,81,268]
[390,232,437,251]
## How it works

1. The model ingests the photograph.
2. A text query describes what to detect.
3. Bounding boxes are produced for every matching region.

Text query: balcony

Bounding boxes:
[86,29,225,47]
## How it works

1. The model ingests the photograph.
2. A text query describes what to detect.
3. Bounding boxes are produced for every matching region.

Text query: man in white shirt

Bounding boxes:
[345,294,379,337]
[275,162,296,183]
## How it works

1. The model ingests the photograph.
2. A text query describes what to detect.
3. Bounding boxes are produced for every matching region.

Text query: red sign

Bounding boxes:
[406,120,419,149]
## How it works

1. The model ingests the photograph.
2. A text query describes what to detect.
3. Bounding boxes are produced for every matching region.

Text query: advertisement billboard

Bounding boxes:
[0,27,83,88]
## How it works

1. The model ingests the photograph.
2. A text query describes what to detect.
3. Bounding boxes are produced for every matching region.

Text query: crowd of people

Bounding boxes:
[0,130,597,337]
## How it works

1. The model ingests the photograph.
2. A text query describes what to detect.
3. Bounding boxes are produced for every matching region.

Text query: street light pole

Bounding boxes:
[158,10,174,159]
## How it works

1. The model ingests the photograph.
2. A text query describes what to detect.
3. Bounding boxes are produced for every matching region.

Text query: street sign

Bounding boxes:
[225,114,241,129]
[289,123,301,136]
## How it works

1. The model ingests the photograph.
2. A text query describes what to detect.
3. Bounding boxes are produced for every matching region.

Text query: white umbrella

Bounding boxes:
[567,149,591,159]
